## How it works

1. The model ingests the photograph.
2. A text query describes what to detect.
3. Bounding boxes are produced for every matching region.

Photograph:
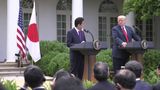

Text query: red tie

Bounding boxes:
[121,26,128,42]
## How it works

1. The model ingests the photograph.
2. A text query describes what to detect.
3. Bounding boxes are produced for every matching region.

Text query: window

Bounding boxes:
[56,0,72,43]
[98,16,107,41]
[57,15,66,42]
[98,0,118,48]
[22,0,33,35]
[136,19,153,41]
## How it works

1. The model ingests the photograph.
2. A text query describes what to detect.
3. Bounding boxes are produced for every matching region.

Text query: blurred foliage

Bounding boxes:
[36,41,69,76]
[123,0,160,20]
[2,80,17,90]
[96,49,113,70]
[143,49,160,84]
[83,80,94,89]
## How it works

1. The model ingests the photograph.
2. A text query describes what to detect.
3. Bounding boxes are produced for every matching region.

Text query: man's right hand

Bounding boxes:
[122,42,127,47]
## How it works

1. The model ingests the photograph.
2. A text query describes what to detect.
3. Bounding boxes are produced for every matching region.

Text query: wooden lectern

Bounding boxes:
[120,41,154,63]
[70,42,107,81]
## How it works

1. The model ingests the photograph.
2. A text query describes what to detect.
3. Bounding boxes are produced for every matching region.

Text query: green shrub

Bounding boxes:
[83,80,94,89]
[96,49,112,69]
[40,41,69,56]
[143,49,160,84]
[36,41,69,76]
[2,80,17,90]
[47,52,69,76]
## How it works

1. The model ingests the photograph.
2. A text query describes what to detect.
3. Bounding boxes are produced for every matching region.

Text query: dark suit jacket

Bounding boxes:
[153,82,160,90]
[87,81,116,90]
[134,80,152,90]
[67,28,86,47]
[67,28,86,58]
[112,25,141,58]
[67,28,86,79]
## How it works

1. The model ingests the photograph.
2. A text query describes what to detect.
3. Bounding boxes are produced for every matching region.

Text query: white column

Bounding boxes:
[126,12,135,28]
[72,0,83,27]
[7,0,19,62]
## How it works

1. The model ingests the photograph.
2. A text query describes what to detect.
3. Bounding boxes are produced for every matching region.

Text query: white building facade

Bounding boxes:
[0,0,159,62]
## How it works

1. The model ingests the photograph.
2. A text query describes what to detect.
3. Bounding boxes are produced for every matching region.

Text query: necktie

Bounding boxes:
[121,26,128,42]
[78,31,82,41]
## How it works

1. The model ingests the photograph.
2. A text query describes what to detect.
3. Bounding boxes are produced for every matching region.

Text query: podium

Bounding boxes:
[70,42,107,81]
[120,41,154,63]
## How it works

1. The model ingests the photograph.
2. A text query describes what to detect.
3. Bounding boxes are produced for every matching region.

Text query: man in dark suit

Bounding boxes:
[19,65,46,90]
[87,62,116,90]
[112,15,141,73]
[125,60,152,90]
[67,17,86,80]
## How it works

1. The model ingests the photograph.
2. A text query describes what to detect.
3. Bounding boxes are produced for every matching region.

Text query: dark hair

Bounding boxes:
[125,60,143,78]
[74,17,84,27]
[53,77,85,90]
[94,62,109,81]
[53,69,72,81]
[24,65,46,88]
[114,69,136,89]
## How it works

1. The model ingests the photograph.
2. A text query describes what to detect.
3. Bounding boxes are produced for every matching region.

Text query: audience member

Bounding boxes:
[19,65,46,90]
[125,60,152,90]
[87,62,116,90]
[0,82,6,90]
[153,64,160,90]
[53,77,86,90]
[51,69,73,89]
[114,69,136,90]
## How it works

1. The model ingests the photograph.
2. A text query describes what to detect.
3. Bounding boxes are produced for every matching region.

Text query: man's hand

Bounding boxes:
[121,42,127,47]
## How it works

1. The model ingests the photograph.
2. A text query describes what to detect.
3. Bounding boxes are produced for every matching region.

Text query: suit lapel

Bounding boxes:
[73,28,81,42]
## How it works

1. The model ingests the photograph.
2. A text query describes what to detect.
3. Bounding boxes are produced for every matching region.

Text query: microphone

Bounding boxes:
[83,29,94,41]
[83,29,89,33]
[133,25,142,40]
[133,25,142,33]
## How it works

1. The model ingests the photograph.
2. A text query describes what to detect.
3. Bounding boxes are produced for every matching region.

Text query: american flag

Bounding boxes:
[16,0,26,58]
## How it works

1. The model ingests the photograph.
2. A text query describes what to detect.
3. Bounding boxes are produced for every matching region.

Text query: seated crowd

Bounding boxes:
[9,60,159,90]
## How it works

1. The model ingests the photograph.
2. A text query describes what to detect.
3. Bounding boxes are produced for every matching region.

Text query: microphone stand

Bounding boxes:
[84,29,94,42]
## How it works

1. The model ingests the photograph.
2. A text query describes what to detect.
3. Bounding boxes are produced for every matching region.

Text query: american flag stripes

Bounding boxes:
[16,0,26,58]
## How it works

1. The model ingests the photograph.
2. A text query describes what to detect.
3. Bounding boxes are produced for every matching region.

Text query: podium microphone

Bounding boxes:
[133,25,142,33]
[133,25,142,40]
[84,29,94,41]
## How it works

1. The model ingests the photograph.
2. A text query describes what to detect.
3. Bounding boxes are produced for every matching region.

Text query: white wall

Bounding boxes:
[0,0,7,61]
[38,0,58,41]
[83,0,103,41]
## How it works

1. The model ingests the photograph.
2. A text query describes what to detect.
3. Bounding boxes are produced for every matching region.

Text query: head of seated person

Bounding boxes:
[24,65,46,89]
[51,69,74,89]
[53,77,85,90]
[114,69,136,90]
[125,60,143,78]
[53,69,73,81]
[94,61,109,82]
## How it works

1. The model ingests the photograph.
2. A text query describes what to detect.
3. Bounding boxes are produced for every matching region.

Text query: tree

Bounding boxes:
[123,0,160,20]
